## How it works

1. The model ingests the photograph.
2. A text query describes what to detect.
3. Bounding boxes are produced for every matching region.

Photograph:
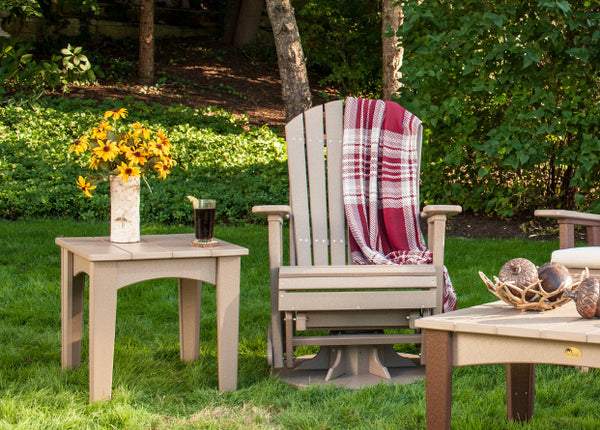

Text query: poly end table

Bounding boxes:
[415,300,600,429]
[56,234,248,402]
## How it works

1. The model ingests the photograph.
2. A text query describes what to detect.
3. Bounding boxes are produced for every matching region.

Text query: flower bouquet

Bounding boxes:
[70,108,174,197]
[70,108,175,242]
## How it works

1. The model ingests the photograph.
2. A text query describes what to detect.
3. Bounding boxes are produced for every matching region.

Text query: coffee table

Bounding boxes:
[415,300,600,429]
[56,233,248,402]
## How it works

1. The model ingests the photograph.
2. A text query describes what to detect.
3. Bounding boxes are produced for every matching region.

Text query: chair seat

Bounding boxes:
[551,246,600,269]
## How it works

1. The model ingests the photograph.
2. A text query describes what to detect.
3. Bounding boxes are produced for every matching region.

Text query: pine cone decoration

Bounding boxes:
[574,277,599,319]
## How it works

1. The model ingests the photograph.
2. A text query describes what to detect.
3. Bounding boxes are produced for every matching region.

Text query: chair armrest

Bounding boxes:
[420,205,462,218]
[420,205,462,268]
[252,205,291,220]
[252,206,291,268]
[535,209,600,248]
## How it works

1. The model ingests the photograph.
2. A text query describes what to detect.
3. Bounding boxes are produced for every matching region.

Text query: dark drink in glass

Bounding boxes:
[193,199,216,242]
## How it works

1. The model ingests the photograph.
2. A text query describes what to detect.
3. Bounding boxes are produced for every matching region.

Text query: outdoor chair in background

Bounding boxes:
[535,209,600,277]
[253,99,461,387]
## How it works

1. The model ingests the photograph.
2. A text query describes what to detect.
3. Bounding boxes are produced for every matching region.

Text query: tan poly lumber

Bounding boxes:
[252,100,462,386]
[56,234,248,402]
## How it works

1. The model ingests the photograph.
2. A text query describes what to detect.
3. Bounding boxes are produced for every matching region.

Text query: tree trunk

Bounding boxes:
[382,0,403,101]
[224,0,264,48]
[265,0,312,122]
[139,0,155,85]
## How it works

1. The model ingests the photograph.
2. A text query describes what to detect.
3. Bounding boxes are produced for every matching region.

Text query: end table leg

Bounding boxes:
[216,256,241,392]
[506,363,535,422]
[88,270,118,402]
[424,330,453,430]
[178,278,202,361]
[61,249,85,369]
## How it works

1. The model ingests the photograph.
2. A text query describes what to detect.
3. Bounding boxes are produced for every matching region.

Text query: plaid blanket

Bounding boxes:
[342,97,457,312]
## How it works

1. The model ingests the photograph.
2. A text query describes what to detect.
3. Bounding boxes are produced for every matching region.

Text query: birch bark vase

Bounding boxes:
[110,175,140,243]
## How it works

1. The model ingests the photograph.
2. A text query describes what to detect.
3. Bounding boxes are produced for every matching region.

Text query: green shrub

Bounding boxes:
[0,38,101,98]
[0,97,288,225]
[398,0,600,217]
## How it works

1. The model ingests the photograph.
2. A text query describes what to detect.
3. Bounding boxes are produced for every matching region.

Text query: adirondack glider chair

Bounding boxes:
[535,209,600,277]
[253,99,461,386]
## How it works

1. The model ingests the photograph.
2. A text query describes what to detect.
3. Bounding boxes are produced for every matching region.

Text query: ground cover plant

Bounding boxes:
[0,218,599,429]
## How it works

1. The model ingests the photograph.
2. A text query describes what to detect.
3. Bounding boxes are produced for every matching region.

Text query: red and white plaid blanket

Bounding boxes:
[342,97,457,312]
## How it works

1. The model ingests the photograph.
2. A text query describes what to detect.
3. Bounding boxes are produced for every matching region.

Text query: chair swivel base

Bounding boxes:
[272,345,425,389]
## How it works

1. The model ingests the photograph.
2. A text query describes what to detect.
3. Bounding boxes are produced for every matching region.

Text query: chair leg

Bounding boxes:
[284,312,294,368]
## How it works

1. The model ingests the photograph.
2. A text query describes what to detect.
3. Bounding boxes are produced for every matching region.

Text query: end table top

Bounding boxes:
[415,300,600,345]
[55,234,249,262]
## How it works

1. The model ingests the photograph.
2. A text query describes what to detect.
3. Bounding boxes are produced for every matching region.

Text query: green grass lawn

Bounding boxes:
[0,218,599,429]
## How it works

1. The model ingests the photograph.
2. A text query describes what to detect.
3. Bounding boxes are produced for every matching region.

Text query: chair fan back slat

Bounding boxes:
[304,105,329,265]
[285,114,312,266]
[324,100,347,265]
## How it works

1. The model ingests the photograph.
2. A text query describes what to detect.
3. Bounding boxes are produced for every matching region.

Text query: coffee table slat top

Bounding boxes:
[55,234,248,261]
[416,301,600,344]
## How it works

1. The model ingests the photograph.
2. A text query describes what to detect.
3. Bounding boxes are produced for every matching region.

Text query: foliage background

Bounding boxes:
[0,98,287,224]
[3,1,600,220]
[398,0,600,217]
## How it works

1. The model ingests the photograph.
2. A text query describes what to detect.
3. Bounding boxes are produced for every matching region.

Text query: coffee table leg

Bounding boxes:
[424,329,453,430]
[88,267,118,402]
[61,249,85,369]
[506,363,535,422]
[215,256,240,392]
[178,278,202,361]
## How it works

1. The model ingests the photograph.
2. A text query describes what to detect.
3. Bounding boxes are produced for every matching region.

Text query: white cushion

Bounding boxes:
[551,246,600,269]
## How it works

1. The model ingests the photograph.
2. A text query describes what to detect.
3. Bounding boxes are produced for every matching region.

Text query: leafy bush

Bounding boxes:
[0,38,101,98]
[294,0,382,97]
[398,0,600,217]
[0,97,288,225]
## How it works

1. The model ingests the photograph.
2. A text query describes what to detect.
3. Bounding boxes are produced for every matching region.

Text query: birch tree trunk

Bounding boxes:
[139,0,155,85]
[265,0,312,122]
[382,0,403,100]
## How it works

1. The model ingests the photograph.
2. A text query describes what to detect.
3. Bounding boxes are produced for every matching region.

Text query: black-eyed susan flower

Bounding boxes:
[69,135,89,155]
[132,122,151,140]
[89,157,99,170]
[154,161,170,180]
[157,130,170,146]
[125,146,148,166]
[117,162,140,182]
[104,108,128,121]
[92,140,119,162]
[76,176,97,198]
[148,138,170,157]
[70,108,173,197]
